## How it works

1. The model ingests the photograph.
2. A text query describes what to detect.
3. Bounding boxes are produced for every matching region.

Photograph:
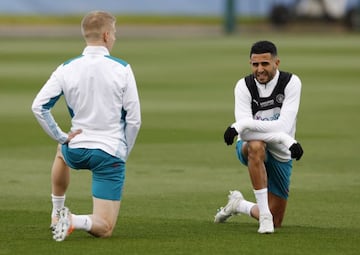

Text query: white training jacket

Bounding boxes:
[232,70,301,161]
[32,46,141,161]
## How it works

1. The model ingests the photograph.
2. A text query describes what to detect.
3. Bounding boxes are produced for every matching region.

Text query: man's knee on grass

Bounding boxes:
[89,215,115,238]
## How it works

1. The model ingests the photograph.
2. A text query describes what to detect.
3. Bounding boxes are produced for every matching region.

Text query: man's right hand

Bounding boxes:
[289,142,303,160]
[224,126,238,145]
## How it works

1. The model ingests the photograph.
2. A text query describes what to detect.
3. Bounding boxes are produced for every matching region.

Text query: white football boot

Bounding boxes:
[258,214,274,234]
[214,190,244,223]
[52,207,74,241]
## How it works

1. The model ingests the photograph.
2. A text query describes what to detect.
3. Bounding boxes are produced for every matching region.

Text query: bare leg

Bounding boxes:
[246,141,267,190]
[242,141,274,233]
[53,146,121,238]
[88,197,121,237]
[51,144,70,196]
[242,141,288,227]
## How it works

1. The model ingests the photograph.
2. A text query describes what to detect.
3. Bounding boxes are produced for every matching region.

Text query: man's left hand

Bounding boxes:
[289,142,303,160]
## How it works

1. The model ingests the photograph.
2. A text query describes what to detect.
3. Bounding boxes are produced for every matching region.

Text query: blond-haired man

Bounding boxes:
[32,11,141,241]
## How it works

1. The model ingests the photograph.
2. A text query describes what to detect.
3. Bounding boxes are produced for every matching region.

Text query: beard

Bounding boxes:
[255,70,275,84]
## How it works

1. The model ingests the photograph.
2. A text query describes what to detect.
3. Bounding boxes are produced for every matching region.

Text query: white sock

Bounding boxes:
[253,188,271,215]
[51,194,65,218]
[237,200,256,217]
[72,215,92,231]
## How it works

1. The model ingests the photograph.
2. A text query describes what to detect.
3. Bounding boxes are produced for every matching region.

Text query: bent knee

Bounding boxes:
[247,141,266,160]
[98,230,113,238]
[248,141,266,153]
[98,224,114,238]
[90,219,115,238]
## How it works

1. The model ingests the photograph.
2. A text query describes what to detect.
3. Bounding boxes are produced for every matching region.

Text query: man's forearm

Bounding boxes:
[240,130,296,148]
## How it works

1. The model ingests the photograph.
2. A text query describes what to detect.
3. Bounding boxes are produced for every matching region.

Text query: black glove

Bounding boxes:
[224,126,238,145]
[289,143,303,160]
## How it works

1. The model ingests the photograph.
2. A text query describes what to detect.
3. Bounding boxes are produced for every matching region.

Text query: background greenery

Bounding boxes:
[0,29,359,254]
[0,14,264,25]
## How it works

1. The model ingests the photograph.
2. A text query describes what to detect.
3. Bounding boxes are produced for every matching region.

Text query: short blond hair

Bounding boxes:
[81,11,116,42]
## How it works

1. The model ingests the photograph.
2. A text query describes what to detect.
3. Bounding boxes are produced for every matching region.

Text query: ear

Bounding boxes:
[275,57,280,67]
[103,31,110,42]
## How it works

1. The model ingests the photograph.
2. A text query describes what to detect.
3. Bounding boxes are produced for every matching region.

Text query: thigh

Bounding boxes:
[54,144,71,172]
[90,150,126,201]
[61,144,91,170]
[235,140,248,165]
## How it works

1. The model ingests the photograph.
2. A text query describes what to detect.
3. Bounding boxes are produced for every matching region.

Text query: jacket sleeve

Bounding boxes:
[241,130,297,148]
[31,67,68,144]
[122,64,141,157]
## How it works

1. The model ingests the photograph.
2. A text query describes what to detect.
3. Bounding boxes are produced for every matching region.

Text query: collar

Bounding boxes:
[82,46,110,56]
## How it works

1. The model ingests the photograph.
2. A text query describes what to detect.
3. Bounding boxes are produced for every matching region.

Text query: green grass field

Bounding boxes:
[0,30,359,255]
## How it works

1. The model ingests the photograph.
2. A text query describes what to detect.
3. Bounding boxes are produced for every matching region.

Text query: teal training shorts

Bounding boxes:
[61,144,125,201]
[235,140,292,199]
